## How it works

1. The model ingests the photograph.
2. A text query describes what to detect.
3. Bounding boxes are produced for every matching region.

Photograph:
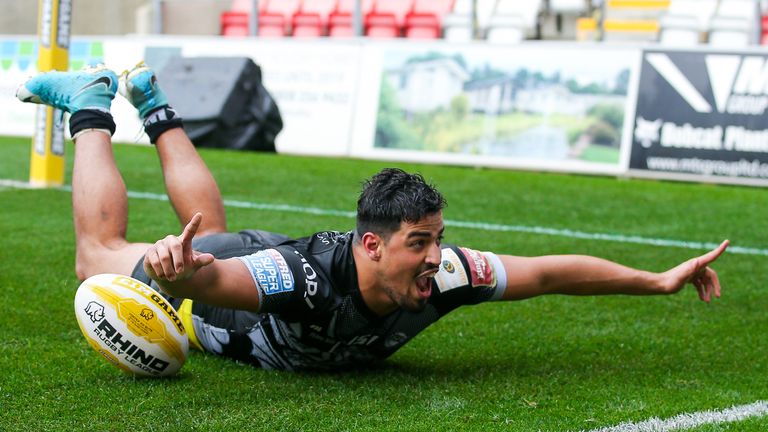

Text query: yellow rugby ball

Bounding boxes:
[74,274,188,377]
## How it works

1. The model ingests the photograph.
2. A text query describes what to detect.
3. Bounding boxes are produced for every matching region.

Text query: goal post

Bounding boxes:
[29,0,71,187]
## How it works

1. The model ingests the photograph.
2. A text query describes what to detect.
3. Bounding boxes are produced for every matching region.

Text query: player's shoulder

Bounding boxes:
[308,231,354,251]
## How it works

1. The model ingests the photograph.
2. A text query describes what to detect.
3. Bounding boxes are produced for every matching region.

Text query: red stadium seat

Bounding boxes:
[367,25,400,38]
[405,14,440,38]
[329,0,374,36]
[258,13,288,37]
[263,0,302,34]
[365,12,400,37]
[369,0,414,29]
[292,13,325,37]
[405,0,454,39]
[221,11,249,36]
[299,0,339,27]
[221,1,277,37]
[406,24,440,38]
[763,15,768,43]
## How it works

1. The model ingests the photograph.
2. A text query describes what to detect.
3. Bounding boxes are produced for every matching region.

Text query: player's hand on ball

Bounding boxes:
[657,239,728,302]
[143,212,215,283]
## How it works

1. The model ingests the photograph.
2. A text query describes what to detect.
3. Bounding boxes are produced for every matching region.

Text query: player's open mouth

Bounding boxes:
[415,269,438,298]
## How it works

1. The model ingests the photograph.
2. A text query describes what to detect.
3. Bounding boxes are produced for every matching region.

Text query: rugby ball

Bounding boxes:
[74,273,188,377]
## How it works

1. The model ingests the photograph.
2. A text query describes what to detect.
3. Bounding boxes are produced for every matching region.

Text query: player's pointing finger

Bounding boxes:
[698,240,729,267]
[179,212,203,245]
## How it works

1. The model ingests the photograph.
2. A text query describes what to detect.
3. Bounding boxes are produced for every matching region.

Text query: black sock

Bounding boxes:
[69,110,116,138]
[143,106,183,144]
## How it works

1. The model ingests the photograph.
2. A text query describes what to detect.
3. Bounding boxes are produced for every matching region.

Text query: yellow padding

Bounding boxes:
[607,0,670,9]
[577,17,598,31]
[179,299,203,351]
[604,19,660,32]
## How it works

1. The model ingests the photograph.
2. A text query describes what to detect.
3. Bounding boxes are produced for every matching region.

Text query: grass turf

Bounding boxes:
[1,136,767,431]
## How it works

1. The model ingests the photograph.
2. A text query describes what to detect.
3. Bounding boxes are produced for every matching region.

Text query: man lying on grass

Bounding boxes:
[17,64,728,371]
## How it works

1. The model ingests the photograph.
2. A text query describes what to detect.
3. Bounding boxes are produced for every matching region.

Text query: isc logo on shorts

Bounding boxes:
[242,249,295,295]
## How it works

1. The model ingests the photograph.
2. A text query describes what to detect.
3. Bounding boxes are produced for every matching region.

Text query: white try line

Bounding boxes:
[3,178,767,256]
[583,400,768,432]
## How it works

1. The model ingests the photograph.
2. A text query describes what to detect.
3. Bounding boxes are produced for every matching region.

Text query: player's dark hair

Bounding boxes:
[355,168,446,241]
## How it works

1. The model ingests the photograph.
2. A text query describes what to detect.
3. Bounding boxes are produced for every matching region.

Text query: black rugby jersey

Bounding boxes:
[189,231,506,371]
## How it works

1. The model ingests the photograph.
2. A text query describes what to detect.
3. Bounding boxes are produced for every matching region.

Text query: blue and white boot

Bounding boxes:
[119,62,170,119]
[16,64,117,113]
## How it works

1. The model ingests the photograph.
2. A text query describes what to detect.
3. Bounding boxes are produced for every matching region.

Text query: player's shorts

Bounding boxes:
[130,229,290,365]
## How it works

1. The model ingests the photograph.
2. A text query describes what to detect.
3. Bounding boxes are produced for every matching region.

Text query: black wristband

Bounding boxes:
[69,110,116,138]
[143,106,183,144]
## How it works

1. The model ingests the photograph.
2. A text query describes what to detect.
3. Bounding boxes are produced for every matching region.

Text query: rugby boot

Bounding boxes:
[119,61,170,119]
[16,65,117,113]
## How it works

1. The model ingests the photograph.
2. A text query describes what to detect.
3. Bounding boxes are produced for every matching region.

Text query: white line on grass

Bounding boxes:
[583,400,768,432]
[3,178,767,256]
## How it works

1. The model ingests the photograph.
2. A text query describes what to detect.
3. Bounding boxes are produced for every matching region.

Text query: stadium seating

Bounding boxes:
[657,0,717,45]
[292,13,325,37]
[441,0,499,41]
[486,0,543,43]
[708,0,760,46]
[221,0,269,36]
[549,0,588,14]
[328,0,374,36]
[261,0,302,36]
[365,0,414,37]
[216,0,767,46]
[441,0,474,41]
[475,0,500,30]
[221,11,250,36]
[601,0,669,42]
[575,17,598,41]
[293,0,338,37]
[658,14,701,45]
[405,0,455,39]
[543,0,589,40]
[762,15,768,44]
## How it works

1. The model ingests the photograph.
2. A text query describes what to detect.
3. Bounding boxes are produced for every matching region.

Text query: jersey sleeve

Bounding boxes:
[237,246,328,318]
[431,245,507,310]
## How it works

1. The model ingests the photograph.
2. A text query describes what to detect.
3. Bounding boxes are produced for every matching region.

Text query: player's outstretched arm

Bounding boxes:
[143,212,260,310]
[497,240,729,303]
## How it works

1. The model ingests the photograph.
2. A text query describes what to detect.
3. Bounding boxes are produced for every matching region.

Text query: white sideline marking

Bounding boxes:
[583,401,768,432]
[3,178,767,256]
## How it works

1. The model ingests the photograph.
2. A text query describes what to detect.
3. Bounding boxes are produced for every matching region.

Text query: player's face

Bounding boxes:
[377,212,444,313]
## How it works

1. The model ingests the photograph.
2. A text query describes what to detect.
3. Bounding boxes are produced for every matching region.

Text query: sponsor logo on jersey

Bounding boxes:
[294,251,319,309]
[442,259,455,273]
[384,332,408,349]
[247,249,295,295]
[434,248,469,293]
[459,248,495,288]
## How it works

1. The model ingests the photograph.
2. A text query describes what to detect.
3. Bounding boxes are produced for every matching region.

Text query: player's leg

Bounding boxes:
[17,66,151,280]
[120,63,227,236]
[71,130,152,279]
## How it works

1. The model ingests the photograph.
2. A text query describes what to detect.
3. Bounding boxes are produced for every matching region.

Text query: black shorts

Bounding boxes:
[130,229,291,365]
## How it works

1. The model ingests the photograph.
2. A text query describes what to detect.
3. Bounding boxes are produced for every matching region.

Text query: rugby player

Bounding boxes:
[17,65,728,371]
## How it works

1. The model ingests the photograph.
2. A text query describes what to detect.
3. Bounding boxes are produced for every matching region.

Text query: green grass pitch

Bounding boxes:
[1,136,767,431]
